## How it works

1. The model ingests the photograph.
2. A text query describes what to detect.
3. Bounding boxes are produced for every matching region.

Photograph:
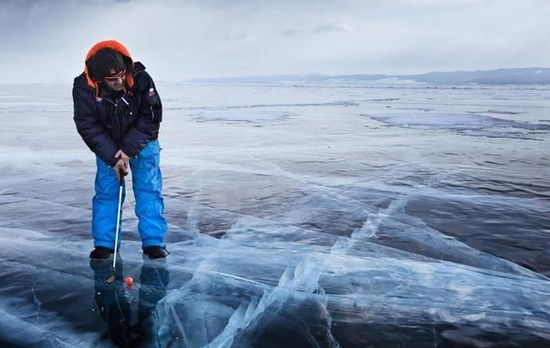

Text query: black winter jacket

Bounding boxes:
[73,62,162,167]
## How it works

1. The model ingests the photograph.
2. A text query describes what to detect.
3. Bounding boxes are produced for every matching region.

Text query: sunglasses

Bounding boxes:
[104,69,126,81]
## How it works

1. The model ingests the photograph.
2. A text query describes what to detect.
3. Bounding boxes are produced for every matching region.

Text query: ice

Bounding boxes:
[191,109,293,124]
[1,82,549,347]
[366,112,550,140]
[154,190,550,346]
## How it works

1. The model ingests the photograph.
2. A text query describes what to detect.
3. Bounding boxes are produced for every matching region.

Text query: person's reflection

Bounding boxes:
[90,257,132,346]
[90,257,170,347]
[134,258,170,345]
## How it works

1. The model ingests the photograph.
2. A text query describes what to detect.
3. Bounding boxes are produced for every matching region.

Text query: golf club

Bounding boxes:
[106,173,125,284]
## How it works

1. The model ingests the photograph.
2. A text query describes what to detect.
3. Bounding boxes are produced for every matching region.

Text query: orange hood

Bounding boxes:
[84,40,135,95]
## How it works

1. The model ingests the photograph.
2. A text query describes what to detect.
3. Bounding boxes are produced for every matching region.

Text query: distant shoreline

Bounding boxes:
[186,67,550,85]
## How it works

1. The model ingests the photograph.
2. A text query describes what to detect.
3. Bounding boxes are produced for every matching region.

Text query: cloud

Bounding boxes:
[222,32,249,42]
[281,29,299,37]
[313,22,353,34]
[1,0,550,82]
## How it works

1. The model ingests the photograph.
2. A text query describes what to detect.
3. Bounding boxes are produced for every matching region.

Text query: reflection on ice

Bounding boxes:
[0,82,549,347]
[91,257,169,346]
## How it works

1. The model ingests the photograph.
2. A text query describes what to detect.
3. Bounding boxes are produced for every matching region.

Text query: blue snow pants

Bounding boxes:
[92,140,167,250]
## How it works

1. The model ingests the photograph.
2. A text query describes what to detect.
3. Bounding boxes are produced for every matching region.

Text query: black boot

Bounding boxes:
[143,246,168,259]
[89,247,114,259]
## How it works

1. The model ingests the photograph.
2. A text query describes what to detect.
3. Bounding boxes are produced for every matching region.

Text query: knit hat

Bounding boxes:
[87,48,125,81]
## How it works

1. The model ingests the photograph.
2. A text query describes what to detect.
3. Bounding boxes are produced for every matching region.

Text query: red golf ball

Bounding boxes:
[124,277,133,286]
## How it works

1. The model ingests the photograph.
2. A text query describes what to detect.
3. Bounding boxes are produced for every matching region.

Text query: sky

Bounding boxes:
[1,0,550,82]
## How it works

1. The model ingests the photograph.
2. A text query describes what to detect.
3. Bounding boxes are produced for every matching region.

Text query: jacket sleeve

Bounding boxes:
[73,86,119,167]
[120,70,162,158]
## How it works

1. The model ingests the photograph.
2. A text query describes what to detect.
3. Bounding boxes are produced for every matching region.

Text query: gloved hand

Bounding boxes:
[114,158,128,182]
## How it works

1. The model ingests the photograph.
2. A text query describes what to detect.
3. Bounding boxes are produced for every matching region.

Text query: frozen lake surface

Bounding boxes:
[0,81,549,347]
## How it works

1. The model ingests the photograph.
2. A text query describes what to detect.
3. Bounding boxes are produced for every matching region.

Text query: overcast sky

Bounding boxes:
[1,0,550,82]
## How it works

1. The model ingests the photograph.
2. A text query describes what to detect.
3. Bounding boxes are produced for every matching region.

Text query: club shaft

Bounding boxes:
[112,183,124,269]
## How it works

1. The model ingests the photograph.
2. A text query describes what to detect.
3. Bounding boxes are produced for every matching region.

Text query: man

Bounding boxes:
[73,40,168,259]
